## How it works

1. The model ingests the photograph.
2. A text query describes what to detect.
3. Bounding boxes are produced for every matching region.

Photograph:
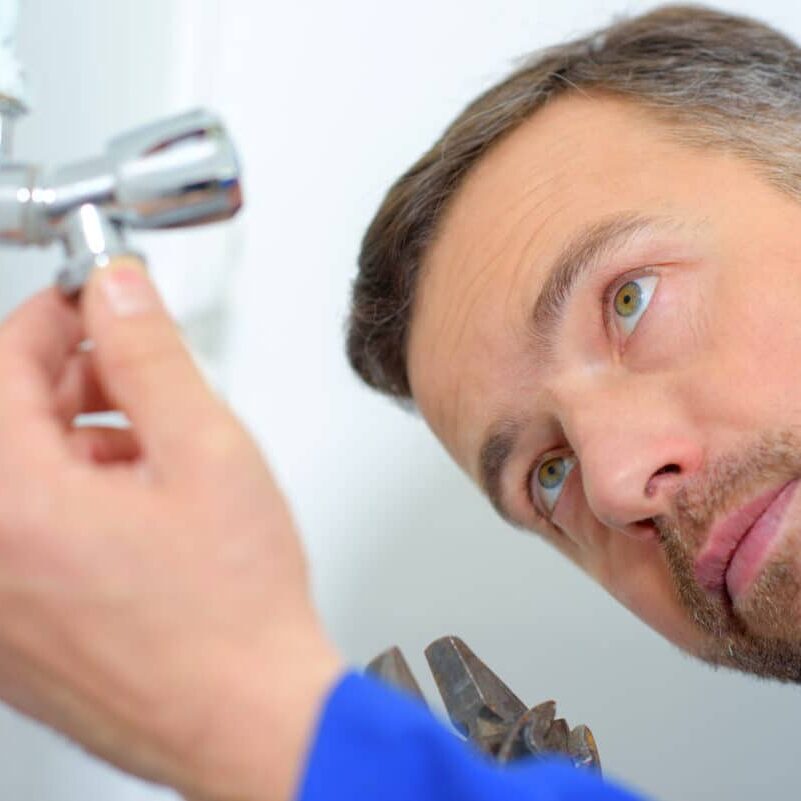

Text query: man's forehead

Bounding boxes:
[408,99,653,430]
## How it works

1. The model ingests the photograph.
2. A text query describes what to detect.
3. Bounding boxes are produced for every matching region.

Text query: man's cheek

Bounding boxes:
[584,537,702,651]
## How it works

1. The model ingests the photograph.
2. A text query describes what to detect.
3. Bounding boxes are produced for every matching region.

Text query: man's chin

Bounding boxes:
[664,532,801,682]
[734,547,801,643]
[698,630,801,683]
[695,552,801,683]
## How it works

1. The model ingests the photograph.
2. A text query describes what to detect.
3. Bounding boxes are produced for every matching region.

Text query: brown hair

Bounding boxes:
[346,4,801,399]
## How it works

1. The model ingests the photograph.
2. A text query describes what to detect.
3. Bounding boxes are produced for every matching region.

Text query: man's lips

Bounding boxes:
[694,479,798,600]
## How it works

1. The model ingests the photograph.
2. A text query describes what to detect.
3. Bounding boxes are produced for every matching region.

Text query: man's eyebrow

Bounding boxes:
[479,213,677,522]
[528,212,669,362]
[478,417,525,524]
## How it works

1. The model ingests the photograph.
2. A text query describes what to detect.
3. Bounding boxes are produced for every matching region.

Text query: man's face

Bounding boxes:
[406,92,801,681]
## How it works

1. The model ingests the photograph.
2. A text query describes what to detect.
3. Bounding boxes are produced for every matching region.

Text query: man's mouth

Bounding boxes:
[694,479,799,602]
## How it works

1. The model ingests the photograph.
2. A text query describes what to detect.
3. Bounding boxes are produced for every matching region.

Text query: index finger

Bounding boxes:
[0,287,86,458]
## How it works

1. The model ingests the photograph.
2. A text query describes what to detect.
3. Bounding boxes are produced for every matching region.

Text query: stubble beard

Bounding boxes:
[654,430,801,683]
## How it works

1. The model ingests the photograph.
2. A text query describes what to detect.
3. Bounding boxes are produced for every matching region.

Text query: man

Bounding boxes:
[348,2,801,682]
[0,4,793,801]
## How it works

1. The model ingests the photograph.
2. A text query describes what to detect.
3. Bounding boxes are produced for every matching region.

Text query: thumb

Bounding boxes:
[81,257,223,471]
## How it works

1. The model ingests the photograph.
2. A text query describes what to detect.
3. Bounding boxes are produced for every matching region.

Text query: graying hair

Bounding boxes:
[347,4,801,399]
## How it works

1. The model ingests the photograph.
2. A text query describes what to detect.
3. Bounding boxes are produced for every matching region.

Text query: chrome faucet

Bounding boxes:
[0,107,242,294]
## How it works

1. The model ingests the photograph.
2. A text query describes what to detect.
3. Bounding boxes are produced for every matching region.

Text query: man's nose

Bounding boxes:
[560,381,703,537]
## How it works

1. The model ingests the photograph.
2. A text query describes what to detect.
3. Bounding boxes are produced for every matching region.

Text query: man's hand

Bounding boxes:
[0,259,343,801]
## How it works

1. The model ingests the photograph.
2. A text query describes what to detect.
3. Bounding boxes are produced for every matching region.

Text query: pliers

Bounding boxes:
[367,635,601,772]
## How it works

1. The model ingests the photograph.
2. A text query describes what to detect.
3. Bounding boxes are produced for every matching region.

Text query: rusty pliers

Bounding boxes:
[367,635,601,772]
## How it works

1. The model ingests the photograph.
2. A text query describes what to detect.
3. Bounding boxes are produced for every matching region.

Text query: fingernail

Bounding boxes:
[100,263,157,317]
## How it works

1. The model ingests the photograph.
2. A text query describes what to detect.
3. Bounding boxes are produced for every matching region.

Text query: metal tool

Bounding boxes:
[0,107,242,294]
[367,635,601,772]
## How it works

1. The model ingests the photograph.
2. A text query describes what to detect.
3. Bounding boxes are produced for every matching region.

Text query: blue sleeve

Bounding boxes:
[297,670,651,801]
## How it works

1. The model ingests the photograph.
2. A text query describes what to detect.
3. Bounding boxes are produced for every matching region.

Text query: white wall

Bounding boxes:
[2,1,801,799]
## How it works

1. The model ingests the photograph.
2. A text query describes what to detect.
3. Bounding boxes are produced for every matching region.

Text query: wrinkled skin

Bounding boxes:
[407,92,801,681]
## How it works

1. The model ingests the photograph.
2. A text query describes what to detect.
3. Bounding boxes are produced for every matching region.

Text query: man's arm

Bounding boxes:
[0,258,342,800]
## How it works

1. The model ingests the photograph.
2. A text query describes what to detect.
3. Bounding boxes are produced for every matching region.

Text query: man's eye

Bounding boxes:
[532,455,577,514]
[611,275,658,336]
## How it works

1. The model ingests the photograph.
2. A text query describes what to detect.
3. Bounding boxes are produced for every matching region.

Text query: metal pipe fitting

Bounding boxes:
[0,108,243,294]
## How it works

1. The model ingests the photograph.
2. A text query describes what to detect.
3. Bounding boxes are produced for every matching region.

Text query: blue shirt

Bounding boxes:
[298,671,650,801]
